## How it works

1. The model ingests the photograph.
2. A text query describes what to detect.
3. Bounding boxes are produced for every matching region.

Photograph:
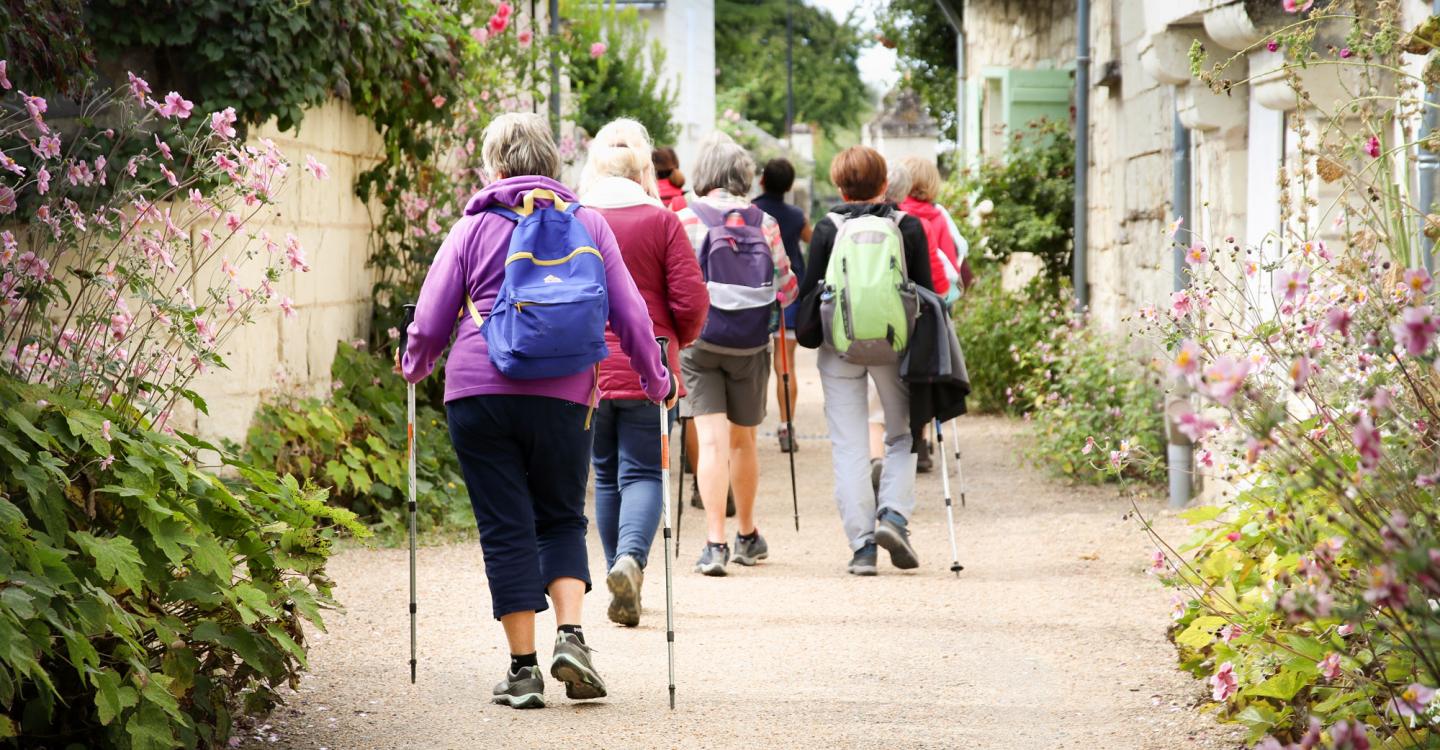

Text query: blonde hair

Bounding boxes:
[579,118,659,198]
[900,156,942,203]
[691,130,754,196]
[482,113,561,180]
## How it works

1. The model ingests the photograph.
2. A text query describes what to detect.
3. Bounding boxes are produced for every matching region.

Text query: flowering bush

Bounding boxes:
[0,72,362,745]
[951,270,1066,414]
[243,343,474,542]
[1142,4,1440,746]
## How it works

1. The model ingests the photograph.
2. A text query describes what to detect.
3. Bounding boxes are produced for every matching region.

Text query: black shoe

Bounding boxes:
[875,509,919,569]
[492,665,545,709]
[550,632,607,700]
[695,541,730,576]
[870,458,883,496]
[605,555,643,627]
[689,478,736,517]
[848,541,878,576]
[778,425,799,453]
[916,438,934,473]
[732,530,769,566]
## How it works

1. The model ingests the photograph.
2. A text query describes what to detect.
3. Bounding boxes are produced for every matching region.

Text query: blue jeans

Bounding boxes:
[591,399,671,571]
[446,395,594,620]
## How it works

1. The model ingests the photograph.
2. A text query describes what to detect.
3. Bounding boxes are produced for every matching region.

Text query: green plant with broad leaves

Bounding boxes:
[242,343,474,542]
[950,269,1064,415]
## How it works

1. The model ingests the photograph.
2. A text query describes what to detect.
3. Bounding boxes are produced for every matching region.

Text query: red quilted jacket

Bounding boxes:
[593,203,709,400]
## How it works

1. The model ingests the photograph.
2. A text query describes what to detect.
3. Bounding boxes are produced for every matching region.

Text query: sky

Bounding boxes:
[809,0,901,95]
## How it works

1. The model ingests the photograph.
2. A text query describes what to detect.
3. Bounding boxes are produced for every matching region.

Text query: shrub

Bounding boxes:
[950,269,1065,414]
[242,343,473,542]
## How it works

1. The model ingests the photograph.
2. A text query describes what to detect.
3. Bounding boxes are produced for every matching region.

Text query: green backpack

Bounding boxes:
[819,210,919,365]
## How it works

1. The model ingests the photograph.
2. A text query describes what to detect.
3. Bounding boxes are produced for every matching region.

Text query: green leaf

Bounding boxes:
[94,670,138,726]
[1246,668,1309,701]
[1175,616,1226,649]
[0,715,13,738]
[126,702,176,750]
[71,532,145,595]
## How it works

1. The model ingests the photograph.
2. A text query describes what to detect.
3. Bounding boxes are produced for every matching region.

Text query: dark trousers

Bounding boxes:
[446,395,594,620]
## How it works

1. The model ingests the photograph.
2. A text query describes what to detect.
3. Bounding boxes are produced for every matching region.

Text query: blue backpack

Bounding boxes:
[691,202,776,349]
[463,189,609,380]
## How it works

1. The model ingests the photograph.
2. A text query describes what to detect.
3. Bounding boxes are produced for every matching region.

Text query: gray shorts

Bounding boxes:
[681,347,771,427]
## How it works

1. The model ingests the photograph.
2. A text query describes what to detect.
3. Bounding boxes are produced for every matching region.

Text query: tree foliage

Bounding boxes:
[562,0,677,143]
[878,0,957,139]
[715,0,868,137]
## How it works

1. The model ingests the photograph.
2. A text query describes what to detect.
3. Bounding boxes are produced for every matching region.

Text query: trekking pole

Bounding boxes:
[777,321,800,532]
[950,419,967,508]
[655,337,678,709]
[400,304,419,682]
[675,417,686,558]
[933,418,964,577]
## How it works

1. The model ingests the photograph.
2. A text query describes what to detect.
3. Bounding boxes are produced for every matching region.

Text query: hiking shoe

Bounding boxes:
[550,632,607,700]
[695,542,730,576]
[605,555,643,627]
[848,541,878,576]
[732,530,769,566]
[778,425,799,453]
[875,509,919,570]
[916,438,934,473]
[492,665,545,709]
[690,479,737,517]
[870,458,883,496]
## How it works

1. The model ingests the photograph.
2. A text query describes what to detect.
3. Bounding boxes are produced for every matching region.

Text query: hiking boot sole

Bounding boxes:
[605,565,641,627]
[695,560,728,576]
[848,561,878,576]
[550,654,607,700]
[492,691,545,709]
[875,523,920,570]
[732,550,768,566]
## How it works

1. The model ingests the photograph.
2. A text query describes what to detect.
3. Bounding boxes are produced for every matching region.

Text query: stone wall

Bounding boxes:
[174,100,383,445]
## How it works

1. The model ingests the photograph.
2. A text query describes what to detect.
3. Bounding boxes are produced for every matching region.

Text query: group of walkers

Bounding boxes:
[400,112,970,709]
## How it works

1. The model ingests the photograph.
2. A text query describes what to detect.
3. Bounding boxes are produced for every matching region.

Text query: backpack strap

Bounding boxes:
[463,294,485,329]
[511,188,570,216]
[689,201,724,229]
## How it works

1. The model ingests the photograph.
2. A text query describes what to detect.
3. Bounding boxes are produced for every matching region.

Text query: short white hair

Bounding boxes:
[691,131,754,196]
[579,118,658,198]
[482,113,560,180]
[884,162,912,203]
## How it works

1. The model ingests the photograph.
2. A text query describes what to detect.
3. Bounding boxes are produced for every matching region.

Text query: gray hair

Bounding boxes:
[578,118,658,198]
[691,131,755,196]
[884,162,912,204]
[482,113,561,180]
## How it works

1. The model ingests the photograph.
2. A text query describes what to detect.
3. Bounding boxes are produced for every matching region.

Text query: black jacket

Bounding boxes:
[795,202,934,349]
[904,285,970,436]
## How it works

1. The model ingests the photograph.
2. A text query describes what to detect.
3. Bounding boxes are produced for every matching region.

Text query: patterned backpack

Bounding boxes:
[691,202,776,349]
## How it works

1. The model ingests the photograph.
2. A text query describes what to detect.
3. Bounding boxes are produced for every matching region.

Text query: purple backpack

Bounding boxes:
[692,202,776,349]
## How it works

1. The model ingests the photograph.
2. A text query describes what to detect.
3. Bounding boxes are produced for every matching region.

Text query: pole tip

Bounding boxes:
[410,660,416,683]
[669,687,676,710]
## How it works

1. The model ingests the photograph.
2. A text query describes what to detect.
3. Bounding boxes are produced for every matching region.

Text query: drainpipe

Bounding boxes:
[549,0,561,137]
[1073,0,1091,312]
[1419,0,1440,272]
[935,0,966,159]
[1167,107,1193,508]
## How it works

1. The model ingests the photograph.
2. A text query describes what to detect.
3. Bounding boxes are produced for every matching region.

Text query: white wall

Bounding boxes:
[640,0,716,169]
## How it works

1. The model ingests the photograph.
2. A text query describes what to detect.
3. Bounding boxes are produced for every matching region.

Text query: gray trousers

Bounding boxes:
[817,347,917,551]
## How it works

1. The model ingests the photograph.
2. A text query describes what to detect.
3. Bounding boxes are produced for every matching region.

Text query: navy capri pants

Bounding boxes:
[446,395,594,620]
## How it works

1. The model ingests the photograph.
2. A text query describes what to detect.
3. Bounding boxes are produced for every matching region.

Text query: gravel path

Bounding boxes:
[245,349,1242,749]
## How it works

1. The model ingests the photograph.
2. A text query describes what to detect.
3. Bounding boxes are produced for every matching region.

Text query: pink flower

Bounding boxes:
[210,107,238,139]
[1210,662,1238,702]
[1185,243,1208,267]
[36,167,49,195]
[590,42,607,59]
[1326,305,1353,338]
[1272,267,1310,304]
[1266,40,1280,52]
[496,1,513,18]
[432,95,447,108]
[1283,0,1314,11]
[1391,305,1439,356]
[0,153,23,177]
[0,60,9,90]
[305,155,330,181]
[101,419,112,441]
[99,454,115,471]
[1197,449,1214,468]
[221,257,238,279]
[0,186,16,215]
[1389,683,1436,718]
[285,233,309,271]
[1289,355,1312,391]
[280,297,297,318]
[1082,435,1096,455]
[1338,623,1355,636]
[1365,135,1381,158]
[1202,356,1251,405]
[24,94,47,123]
[518,29,534,47]
[159,164,178,187]
[225,213,242,232]
[194,317,215,343]
[1170,339,1201,379]
[1177,411,1219,441]
[470,27,489,44]
[1148,549,1166,574]
[488,13,509,34]
[1320,652,1342,681]
[1404,268,1433,299]
[109,313,132,340]
[127,71,151,102]
[1354,412,1382,471]
[35,133,60,159]
[1169,290,1193,319]
[1330,721,1370,750]
[158,91,194,119]
[189,188,206,208]
[1219,624,1242,643]
[1339,47,1353,59]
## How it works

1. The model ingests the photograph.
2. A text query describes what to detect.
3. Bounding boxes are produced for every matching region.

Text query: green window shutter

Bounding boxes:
[1004,68,1073,133]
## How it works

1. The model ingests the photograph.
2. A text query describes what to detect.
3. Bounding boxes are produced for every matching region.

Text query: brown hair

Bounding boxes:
[652,146,685,189]
[829,145,888,201]
[900,156,942,203]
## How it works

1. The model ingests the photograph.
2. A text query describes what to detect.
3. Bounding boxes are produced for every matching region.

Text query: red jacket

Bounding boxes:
[900,197,958,298]
[593,203,709,400]
[658,180,687,211]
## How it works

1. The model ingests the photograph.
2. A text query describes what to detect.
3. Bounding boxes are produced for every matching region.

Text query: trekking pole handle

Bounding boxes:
[399,304,417,367]
[655,337,677,405]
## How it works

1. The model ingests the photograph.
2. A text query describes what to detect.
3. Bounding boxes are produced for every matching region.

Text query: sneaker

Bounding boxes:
[870,458,883,496]
[492,665,545,709]
[605,555,643,627]
[732,530,769,566]
[848,541,878,576]
[695,542,730,576]
[550,632,607,700]
[778,425,799,453]
[875,509,920,570]
[690,478,737,517]
[916,438,934,473]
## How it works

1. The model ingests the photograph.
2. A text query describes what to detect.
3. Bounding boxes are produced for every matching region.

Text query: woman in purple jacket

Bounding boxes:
[402,113,671,710]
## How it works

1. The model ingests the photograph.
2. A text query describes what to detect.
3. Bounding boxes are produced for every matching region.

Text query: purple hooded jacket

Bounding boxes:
[401,175,669,406]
